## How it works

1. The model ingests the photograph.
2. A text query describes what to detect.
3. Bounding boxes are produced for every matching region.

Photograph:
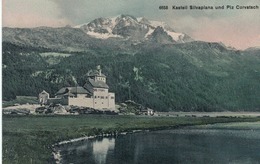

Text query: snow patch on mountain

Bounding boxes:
[110,17,117,29]
[86,31,122,39]
[149,20,167,28]
[145,27,154,38]
[136,17,143,22]
[75,15,192,43]
[74,24,87,28]
[166,31,184,43]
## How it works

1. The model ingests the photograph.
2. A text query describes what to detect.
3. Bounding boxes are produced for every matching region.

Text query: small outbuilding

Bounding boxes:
[38,90,49,106]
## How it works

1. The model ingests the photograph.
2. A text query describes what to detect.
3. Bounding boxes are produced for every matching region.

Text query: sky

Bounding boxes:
[2,0,260,50]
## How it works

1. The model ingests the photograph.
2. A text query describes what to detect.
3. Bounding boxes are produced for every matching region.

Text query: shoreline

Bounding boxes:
[51,119,260,163]
[52,129,144,163]
[3,115,260,163]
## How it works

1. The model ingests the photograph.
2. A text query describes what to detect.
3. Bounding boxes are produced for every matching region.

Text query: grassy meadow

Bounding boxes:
[3,115,260,163]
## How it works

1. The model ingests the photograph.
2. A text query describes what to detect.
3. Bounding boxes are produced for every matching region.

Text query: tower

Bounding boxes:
[97,65,101,76]
[87,65,106,83]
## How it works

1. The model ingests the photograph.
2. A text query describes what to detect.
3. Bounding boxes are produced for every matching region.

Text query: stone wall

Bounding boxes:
[68,97,93,108]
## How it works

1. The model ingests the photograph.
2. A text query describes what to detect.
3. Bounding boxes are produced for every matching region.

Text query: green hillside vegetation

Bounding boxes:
[2,42,260,111]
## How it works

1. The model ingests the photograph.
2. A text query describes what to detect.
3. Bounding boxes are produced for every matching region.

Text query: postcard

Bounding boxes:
[2,0,260,163]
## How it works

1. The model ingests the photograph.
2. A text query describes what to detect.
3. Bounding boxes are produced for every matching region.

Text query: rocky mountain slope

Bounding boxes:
[3,15,193,52]
[76,15,193,43]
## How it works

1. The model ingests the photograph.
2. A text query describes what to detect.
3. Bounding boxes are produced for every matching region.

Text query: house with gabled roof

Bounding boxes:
[41,65,115,110]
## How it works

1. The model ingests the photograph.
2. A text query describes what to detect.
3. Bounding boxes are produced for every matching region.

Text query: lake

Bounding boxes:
[56,122,260,164]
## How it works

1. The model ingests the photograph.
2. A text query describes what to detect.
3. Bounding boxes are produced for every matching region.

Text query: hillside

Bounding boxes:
[2,15,260,111]
[2,41,260,111]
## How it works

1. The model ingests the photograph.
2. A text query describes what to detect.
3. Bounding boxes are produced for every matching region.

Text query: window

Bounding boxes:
[106,96,108,99]
[95,96,97,98]
[101,96,104,99]
[111,97,114,99]
[95,102,97,104]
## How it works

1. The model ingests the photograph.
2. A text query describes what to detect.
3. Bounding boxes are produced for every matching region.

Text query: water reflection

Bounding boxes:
[59,137,115,164]
[92,138,115,164]
[57,125,260,164]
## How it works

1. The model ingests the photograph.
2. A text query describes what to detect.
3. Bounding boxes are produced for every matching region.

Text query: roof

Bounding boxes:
[87,70,106,77]
[39,90,49,95]
[56,87,90,95]
[87,78,109,89]
[63,92,76,97]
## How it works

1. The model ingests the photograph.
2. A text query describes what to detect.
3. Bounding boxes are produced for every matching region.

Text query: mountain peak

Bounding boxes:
[137,17,150,24]
[148,26,174,44]
[75,14,193,43]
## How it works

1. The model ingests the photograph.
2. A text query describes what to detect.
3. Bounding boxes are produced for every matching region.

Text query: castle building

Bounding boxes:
[41,66,115,110]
